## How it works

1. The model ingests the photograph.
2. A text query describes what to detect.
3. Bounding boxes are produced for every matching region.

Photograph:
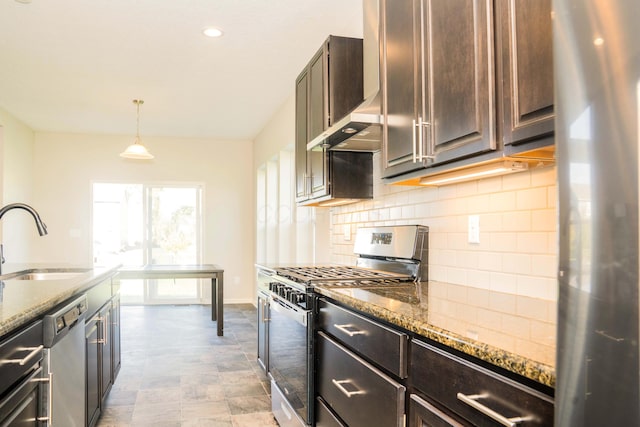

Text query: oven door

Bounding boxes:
[268,295,313,426]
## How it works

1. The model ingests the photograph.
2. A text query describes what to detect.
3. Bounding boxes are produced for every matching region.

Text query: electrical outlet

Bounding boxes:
[468,215,480,244]
[343,224,351,241]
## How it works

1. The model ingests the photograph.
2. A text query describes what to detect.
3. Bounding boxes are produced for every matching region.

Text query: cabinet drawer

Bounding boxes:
[317,332,405,427]
[410,340,553,427]
[0,320,43,395]
[318,298,408,377]
[316,396,346,427]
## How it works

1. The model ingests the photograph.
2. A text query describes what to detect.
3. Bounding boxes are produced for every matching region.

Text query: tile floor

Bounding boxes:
[96,304,279,427]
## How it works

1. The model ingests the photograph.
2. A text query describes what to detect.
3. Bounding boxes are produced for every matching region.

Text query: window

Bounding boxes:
[92,183,204,304]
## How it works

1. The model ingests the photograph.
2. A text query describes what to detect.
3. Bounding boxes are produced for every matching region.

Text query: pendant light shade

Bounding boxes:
[120,99,154,159]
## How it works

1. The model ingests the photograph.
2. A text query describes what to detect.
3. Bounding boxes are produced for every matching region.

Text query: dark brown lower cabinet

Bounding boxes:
[86,295,121,427]
[410,340,553,427]
[316,331,405,427]
[409,394,470,427]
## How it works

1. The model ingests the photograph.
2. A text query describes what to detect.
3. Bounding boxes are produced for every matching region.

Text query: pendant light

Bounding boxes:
[120,99,154,160]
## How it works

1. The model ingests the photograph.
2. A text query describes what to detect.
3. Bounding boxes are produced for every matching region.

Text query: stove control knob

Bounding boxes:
[290,292,305,305]
[278,286,288,298]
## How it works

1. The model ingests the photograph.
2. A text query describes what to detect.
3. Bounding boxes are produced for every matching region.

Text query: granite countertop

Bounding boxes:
[0,263,121,338]
[315,280,556,388]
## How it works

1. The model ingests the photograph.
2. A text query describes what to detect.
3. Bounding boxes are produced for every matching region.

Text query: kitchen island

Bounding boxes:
[0,264,120,338]
[315,280,556,389]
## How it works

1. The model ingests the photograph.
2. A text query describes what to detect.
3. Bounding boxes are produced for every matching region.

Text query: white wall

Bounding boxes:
[0,107,37,262]
[32,132,255,303]
[253,94,329,267]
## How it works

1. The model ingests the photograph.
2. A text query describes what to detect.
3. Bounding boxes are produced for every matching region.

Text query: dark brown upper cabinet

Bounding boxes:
[497,0,554,154]
[296,35,373,206]
[382,0,554,183]
[382,0,495,179]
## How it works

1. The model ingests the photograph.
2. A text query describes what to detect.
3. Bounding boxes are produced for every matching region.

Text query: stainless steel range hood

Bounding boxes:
[306,0,382,152]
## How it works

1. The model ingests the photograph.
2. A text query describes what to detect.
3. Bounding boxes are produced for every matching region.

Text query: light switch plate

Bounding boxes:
[468,215,480,244]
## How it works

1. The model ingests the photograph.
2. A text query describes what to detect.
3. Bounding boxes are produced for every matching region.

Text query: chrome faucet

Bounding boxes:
[0,203,48,275]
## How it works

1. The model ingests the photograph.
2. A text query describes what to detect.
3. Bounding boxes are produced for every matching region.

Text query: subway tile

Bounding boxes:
[516,232,549,254]
[489,291,517,314]
[502,253,531,275]
[489,232,518,252]
[401,204,416,219]
[447,267,469,285]
[516,296,552,322]
[465,270,492,289]
[530,319,556,347]
[467,287,490,306]
[500,313,531,338]
[547,185,557,208]
[532,209,557,231]
[531,254,557,278]
[488,192,516,211]
[516,187,548,210]
[456,250,479,270]
[489,272,519,294]
[502,170,532,190]
[502,211,531,232]
[447,283,469,303]
[531,166,557,187]
[514,339,555,366]
[455,181,478,197]
[478,252,502,271]
[477,175,503,194]
[467,194,492,213]
[517,276,557,301]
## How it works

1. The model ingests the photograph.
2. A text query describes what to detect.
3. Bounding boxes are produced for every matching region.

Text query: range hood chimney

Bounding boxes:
[307,0,382,152]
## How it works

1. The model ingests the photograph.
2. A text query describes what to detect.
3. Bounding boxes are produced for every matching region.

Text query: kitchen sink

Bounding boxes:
[7,269,91,281]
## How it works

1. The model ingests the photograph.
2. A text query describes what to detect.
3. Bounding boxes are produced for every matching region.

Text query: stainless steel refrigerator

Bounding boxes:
[555,0,640,425]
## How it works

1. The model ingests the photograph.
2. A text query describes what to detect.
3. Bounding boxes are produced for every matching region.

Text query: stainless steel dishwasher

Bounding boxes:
[42,294,88,427]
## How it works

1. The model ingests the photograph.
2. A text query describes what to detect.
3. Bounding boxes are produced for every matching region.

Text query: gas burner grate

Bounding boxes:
[274,266,411,284]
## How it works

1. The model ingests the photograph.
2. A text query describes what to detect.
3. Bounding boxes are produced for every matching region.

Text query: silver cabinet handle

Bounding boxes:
[332,379,366,397]
[417,116,424,161]
[33,370,53,426]
[7,345,43,366]
[333,324,367,337]
[413,117,434,162]
[456,393,531,427]
[103,311,109,346]
[261,300,270,323]
[412,119,418,163]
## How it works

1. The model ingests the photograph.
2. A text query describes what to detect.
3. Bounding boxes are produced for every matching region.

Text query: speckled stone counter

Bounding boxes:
[315,280,556,388]
[0,264,120,338]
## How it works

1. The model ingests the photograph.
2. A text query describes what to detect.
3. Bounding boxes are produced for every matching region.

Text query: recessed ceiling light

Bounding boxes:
[203,27,224,38]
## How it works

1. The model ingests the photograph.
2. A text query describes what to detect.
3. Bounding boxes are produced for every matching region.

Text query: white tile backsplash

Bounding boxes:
[330,155,558,302]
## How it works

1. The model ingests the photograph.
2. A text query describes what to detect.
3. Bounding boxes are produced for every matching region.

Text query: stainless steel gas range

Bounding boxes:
[256,225,428,427]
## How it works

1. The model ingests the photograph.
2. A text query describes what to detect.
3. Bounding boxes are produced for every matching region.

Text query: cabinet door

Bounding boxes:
[381,0,425,179]
[85,319,101,427]
[308,48,329,197]
[424,0,495,164]
[111,296,121,380]
[295,69,309,201]
[100,303,113,403]
[498,0,553,148]
[409,394,469,427]
[257,294,269,374]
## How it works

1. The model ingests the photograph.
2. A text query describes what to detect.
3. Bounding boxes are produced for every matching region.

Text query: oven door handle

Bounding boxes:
[270,297,308,327]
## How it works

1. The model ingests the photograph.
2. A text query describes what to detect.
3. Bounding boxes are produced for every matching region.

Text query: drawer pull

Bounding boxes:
[7,345,43,366]
[456,393,531,427]
[332,379,366,397]
[334,324,367,337]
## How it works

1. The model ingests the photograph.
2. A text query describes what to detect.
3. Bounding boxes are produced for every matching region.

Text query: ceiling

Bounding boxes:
[0,0,363,141]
